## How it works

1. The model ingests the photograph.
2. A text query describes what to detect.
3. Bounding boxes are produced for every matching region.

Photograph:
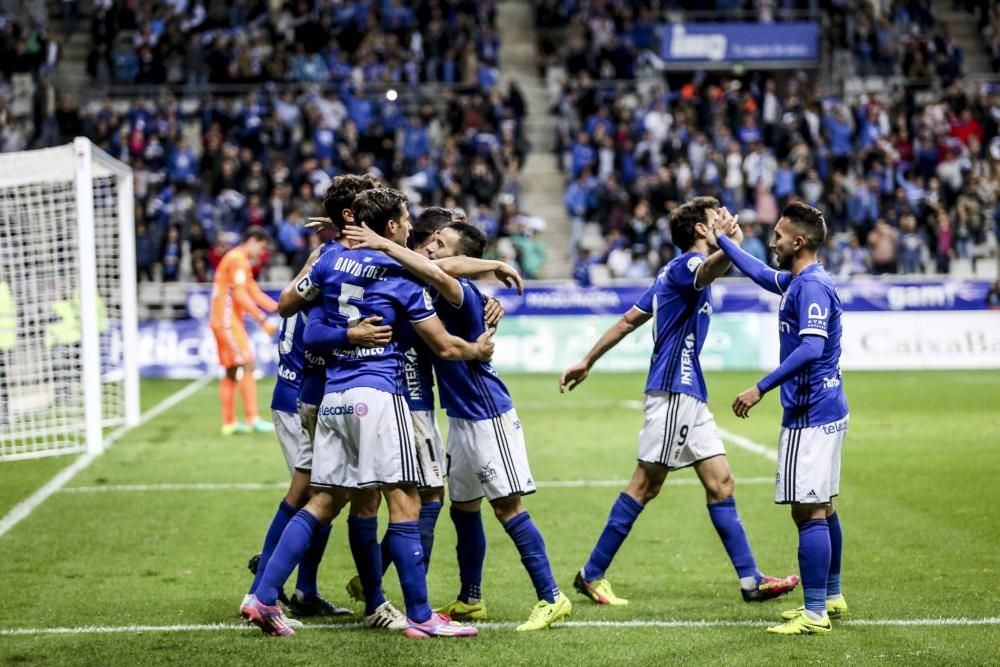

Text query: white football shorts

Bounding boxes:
[311,387,425,489]
[637,391,726,470]
[411,409,445,489]
[774,415,848,505]
[446,408,536,503]
[273,408,312,474]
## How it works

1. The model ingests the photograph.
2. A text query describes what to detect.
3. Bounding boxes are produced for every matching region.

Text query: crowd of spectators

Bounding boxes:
[86,0,501,90]
[563,73,1000,283]
[540,1,999,282]
[112,78,540,283]
[0,1,552,283]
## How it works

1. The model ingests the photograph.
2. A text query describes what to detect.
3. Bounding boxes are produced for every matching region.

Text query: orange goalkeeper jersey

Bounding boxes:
[209,247,277,330]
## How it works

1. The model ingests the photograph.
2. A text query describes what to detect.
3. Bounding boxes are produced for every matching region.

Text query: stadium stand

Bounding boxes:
[0,1,555,287]
[538,1,1000,283]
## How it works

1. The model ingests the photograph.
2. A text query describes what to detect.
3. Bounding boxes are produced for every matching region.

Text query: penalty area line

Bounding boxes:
[0,377,213,539]
[3,617,1000,636]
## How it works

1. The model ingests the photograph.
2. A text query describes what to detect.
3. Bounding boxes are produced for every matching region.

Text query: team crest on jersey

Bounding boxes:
[686,256,703,272]
[477,463,498,484]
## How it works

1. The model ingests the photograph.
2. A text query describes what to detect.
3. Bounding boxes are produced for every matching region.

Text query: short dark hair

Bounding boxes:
[669,196,719,251]
[444,222,486,259]
[242,227,270,244]
[322,174,382,229]
[781,201,826,249]
[413,207,455,247]
[351,188,409,237]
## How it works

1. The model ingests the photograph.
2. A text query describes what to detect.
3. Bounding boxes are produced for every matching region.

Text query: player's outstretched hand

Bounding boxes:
[306,216,336,231]
[493,263,524,294]
[347,316,392,348]
[261,318,278,338]
[483,296,505,328]
[475,327,496,362]
[342,222,390,251]
[720,207,743,243]
[559,360,590,393]
[732,385,762,418]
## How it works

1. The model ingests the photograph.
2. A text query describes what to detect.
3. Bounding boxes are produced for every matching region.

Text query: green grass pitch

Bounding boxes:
[1,371,998,666]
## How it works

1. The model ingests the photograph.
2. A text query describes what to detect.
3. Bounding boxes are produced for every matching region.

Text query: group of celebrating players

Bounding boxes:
[209,174,849,638]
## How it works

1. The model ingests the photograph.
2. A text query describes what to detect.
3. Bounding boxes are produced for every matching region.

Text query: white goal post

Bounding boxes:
[0,138,139,461]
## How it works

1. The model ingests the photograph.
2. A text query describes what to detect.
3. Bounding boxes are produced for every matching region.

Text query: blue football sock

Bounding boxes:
[583,492,644,582]
[295,522,331,599]
[827,512,843,598]
[348,515,386,615]
[386,521,433,623]
[379,533,392,575]
[707,496,761,586]
[798,518,832,614]
[451,507,486,603]
[504,511,559,604]
[256,509,320,606]
[249,499,297,595]
[419,501,443,570]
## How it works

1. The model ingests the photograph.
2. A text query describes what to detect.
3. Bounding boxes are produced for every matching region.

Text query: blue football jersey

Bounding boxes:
[634,251,711,402]
[308,248,437,395]
[776,264,849,428]
[271,312,305,413]
[402,336,436,412]
[298,240,346,406]
[433,280,513,420]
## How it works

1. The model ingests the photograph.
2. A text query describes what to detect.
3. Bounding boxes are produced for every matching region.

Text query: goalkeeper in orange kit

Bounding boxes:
[210,228,278,435]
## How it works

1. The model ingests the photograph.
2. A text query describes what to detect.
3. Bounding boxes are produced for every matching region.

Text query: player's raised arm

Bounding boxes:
[694,208,742,289]
[278,245,324,317]
[560,306,651,393]
[714,222,792,296]
[342,222,466,306]
[433,256,524,295]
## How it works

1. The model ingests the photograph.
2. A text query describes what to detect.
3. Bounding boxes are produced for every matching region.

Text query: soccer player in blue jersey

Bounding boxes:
[344,218,570,632]
[559,197,799,607]
[714,201,849,635]
[242,175,388,624]
[243,188,490,638]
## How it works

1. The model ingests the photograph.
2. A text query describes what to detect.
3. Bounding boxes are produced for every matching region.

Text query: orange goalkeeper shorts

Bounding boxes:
[212,323,254,369]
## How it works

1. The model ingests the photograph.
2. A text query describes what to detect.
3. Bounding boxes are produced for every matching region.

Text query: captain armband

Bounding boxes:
[295,275,321,301]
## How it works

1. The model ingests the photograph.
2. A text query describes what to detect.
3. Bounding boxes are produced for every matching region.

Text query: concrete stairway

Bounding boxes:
[933,3,993,78]
[48,0,92,93]
[497,0,572,280]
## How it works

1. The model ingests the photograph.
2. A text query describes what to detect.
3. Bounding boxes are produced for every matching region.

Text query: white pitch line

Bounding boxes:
[58,477,778,494]
[717,427,778,462]
[3,617,1000,637]
[0,377,212,539]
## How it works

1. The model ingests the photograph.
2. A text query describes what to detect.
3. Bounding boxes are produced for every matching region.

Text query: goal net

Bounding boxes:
[0,138,139,461]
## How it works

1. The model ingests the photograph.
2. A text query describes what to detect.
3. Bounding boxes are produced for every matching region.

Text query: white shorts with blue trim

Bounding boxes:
[411,410,445,489]
[312,387,425,489]
[273,409,312,473]
[446,409,536,503]
[775,415,848,504]
[636,391,726,470]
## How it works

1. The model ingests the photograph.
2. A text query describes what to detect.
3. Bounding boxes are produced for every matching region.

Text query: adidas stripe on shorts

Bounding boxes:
[637,391,726,470]
[774,415,848,504]
[411,409,445,489]
[446,408,536,503]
